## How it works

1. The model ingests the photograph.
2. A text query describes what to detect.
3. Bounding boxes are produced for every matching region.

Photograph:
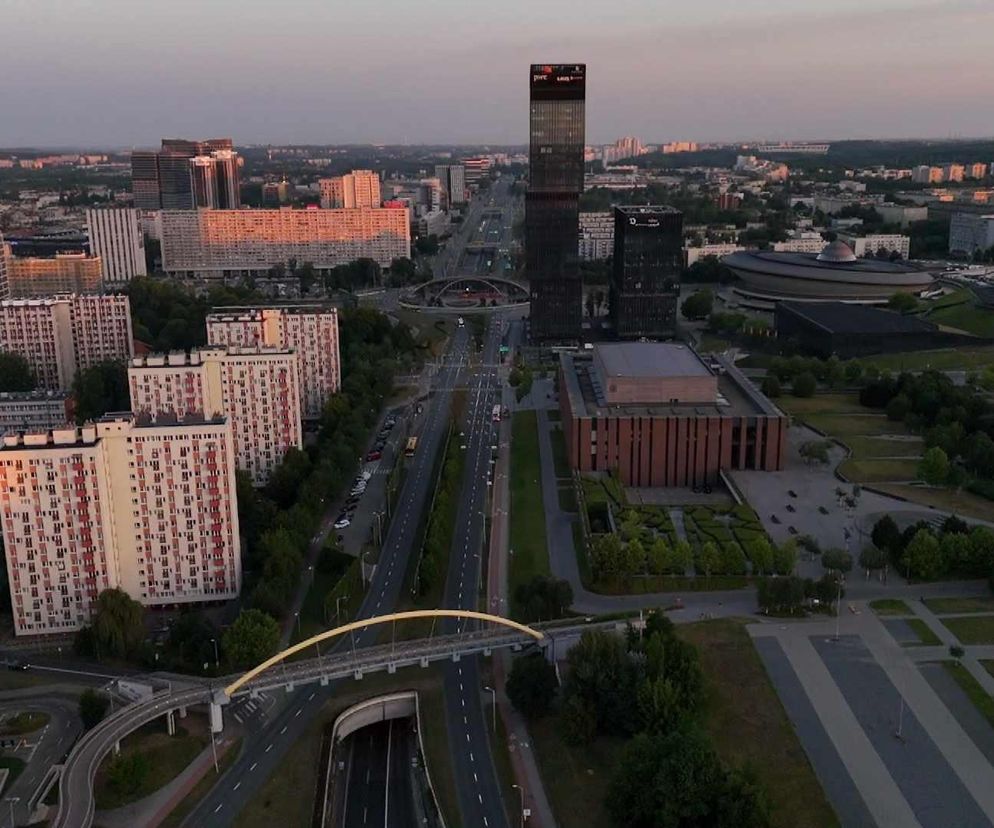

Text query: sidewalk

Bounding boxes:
[902,600,994,697]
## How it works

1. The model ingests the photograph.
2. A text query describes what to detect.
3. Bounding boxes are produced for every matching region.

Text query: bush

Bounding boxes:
[79,689,110,730]
[791,372,817,398]
[506,655,558,718]
[760,375,781,398]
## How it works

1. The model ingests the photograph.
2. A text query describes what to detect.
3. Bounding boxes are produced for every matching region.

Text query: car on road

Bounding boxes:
[366,450,381,461]
[788,490,798,498]
[7,660,29,671]
[334,516,351,529]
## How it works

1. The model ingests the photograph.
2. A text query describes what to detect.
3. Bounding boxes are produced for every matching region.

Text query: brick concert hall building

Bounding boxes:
[129,347,302,485]
[0,413,240,636]
[559,343,787,487]
[206,304,341,420]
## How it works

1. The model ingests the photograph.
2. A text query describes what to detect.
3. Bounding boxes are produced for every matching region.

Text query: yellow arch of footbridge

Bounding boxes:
[224,609,544,697]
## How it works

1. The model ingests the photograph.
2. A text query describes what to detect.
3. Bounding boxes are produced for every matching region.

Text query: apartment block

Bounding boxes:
[160,207,410,277]
[0,413,241,636]
[206,305,341,419]
[0,235,9,300]
[0,391,74,434]
[0,295,134,390]
[319,170,381,208]
[86,208,147,285]
[579,212,614,260]
[837,233,911,259]
[129,347,302,485]
[6,253,103,297]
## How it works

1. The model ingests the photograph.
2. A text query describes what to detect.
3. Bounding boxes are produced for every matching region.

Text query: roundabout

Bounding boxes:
[400,275,529,313]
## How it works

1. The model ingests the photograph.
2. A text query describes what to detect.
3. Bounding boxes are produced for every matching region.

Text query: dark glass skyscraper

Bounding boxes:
[131,138,235,209]
[527,64,585,341]
[611,206,683,339]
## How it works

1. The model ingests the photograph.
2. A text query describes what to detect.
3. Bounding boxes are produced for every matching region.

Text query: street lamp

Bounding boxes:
[336,594,350,624]
[210,638,220,670]
[483,685,497,734]
[511,784,525,828]
[294,612,302,639]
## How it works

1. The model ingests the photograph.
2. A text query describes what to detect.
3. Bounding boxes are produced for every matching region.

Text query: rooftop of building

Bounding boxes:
[594,342,712,379]
[615,205,682,217]
[777,301,940,335]
[560,349,782,420]
[207,303,338,316]
[0,390,71,402]
[130,345,296,367]
[0,411,227,450]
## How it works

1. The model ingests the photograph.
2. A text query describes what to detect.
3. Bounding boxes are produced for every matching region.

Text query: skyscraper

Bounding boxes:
[434,164,467,207]
[527,63,586,341]
[86,208,147,285]
[610,206,683,339]
[131,138,235,209]
[318,170,381,209]
[190,156,217,208]
[130,151,161,210]
[0,234,9,300]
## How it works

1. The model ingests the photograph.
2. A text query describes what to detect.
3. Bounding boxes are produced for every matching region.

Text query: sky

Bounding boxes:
[2,0,993,148]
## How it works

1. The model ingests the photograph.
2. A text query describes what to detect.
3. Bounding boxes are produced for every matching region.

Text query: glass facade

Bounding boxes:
[527,64,585,341]
[610,206,683,339]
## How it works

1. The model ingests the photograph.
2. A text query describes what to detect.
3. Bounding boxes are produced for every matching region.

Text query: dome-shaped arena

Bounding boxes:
[722,241,934,302]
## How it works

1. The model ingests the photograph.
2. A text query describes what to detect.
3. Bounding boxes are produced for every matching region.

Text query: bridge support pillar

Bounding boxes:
[178,706,187,718]
[285,682,295,693]
[451,653,461,663]
[209,702,224,735]
[353,670,363,680]
[420,657,429,668]
[320,675,329,687]
[387,664,396,674]
[483,647,491,657]
[166,710,176,736]
[113,740,121,755]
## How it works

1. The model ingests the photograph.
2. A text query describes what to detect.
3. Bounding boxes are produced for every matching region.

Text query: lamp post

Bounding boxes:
[294,612,302,639]
[336,595,350,624]
[834,576,843,642]
[210,638,220,670]
[511,784,525,828]
[483,685,497,734]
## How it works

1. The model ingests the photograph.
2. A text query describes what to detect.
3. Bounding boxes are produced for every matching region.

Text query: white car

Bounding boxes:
[334,517,351,529]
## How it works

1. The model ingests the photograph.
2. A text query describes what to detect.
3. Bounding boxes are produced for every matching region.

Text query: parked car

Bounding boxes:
[770,514,781,524]
[788,490,798,498]
[334,516,351,529]
[785,504,796,513]
[366,450,382,462]
[7,660,29,671]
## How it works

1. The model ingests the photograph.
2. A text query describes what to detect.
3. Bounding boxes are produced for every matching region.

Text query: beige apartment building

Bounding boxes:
[206,304,340,419]
[128,347,302,485]
[160,206,409,277]
[0,413,241,636]
[5,253,103,298]
[0,294,134,389]
[319,170,381,208]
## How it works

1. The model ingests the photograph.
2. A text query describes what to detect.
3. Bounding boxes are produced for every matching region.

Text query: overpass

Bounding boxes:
[53,612,629,828]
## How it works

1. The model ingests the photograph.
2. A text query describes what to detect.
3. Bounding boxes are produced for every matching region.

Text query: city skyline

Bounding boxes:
[2,0,993,147]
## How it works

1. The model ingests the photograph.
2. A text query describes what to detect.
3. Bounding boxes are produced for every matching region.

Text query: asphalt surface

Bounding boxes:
[181,329,469,827]
[441,313,508,828]
[341,719,416,828]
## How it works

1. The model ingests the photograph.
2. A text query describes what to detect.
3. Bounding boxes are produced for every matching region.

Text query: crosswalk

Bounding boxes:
[229,693,272,726]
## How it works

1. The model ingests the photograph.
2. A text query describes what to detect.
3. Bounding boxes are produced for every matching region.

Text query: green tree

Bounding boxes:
[772,540,797,575]
[79,689,110,730]
[560,695,597,746]
[647,537,670,575]
[821,548,853,575]
[591,533,624,581]
[562,630,639,737]
[791,371,817,398]
[904,528,943,581]
[106,752,151,799]
[506,654,558,718]
[919,446,950,485]
[717,543,747,576]
[696,541,721,579]
[624,538,646,576]
[888,292,918,312]
[0,352,35,392]
[71,361,130,423]
[940,531,973,575]
[680,289,714,321]
[799,440,831,464]
[844,361,864,384]
[858,545,888,576]
[886,394,911,422]
[222,609,280,670]
[673,540,694,575]
[90,588,145,659]
[760,374,781,398]
[871,515,902,555]
[746,537,774,575]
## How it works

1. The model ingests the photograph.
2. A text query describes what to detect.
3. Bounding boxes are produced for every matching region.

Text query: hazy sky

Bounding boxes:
[2,0,993,147]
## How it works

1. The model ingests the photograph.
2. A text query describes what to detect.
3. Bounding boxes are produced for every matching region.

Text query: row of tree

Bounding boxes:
[871,514,994,582]
[415,419,464,597]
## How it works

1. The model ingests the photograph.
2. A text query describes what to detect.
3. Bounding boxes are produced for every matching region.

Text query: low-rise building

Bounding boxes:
[772,232,826,254]
[559,343,787,488]
[0,390,73,433]
[0,412,241,636]
[684,243,745,267]
[837,233,911,259]
[129,347,302,485]
[949,213,994,258]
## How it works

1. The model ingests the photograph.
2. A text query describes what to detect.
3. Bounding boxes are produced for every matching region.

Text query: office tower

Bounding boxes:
[463,157,492,188]
[160,206,410,277]
[434,165,467,206]
[0,413,241,636]
[211,149,241,209]
[419,178,444,212]
[610,206,683,339]
[130,151,161,210]
[85,208,147,285]
[129,347,302,485]
[0,234,9,300]
[526,63,586,341]
[190,156,217,208]
[206,305,341,419]
[0,295,134,389]
[318,170,381,208]
[5,253,103,297]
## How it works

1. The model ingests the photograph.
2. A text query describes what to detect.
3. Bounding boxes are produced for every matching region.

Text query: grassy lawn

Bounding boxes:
[510,411,550,618]
[942,615,994,645]
[926,597,994,615]
[802,413,900,438]
[679,620,838,828]
[874,484,994,522]
[943,662,994,729]
[843,435,923,459]
[0,672,66,692]
[869,598,913,616]
[929,301,994,337]
[838,458,919,483]
[94,716,209,810]
[0,711,49,735]
[292,549,355,644]
[904,618,943,646]
[529,714,625,828]
[778,394,865,417]
[859,345,994,373]
[550,423,571,479]
[159,737,242,828]
[0,757,25,788]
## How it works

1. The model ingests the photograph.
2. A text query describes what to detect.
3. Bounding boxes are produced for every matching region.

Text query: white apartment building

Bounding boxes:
[319,170,381,209]
[912,166,944,184]
[129,347,302,485]
[160,207,410,277]
[876,203,929,228]
[206,305,340,419]
[837,233,911,259]
[685,243,747,267]
[773,232,826,254]
[579,212,614,260]
[0,391,73,434]
[949,214,994,258]
[0,294,134,390]
[86,208,147,285]
[0,235,9,300]
[0,413,240,636]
